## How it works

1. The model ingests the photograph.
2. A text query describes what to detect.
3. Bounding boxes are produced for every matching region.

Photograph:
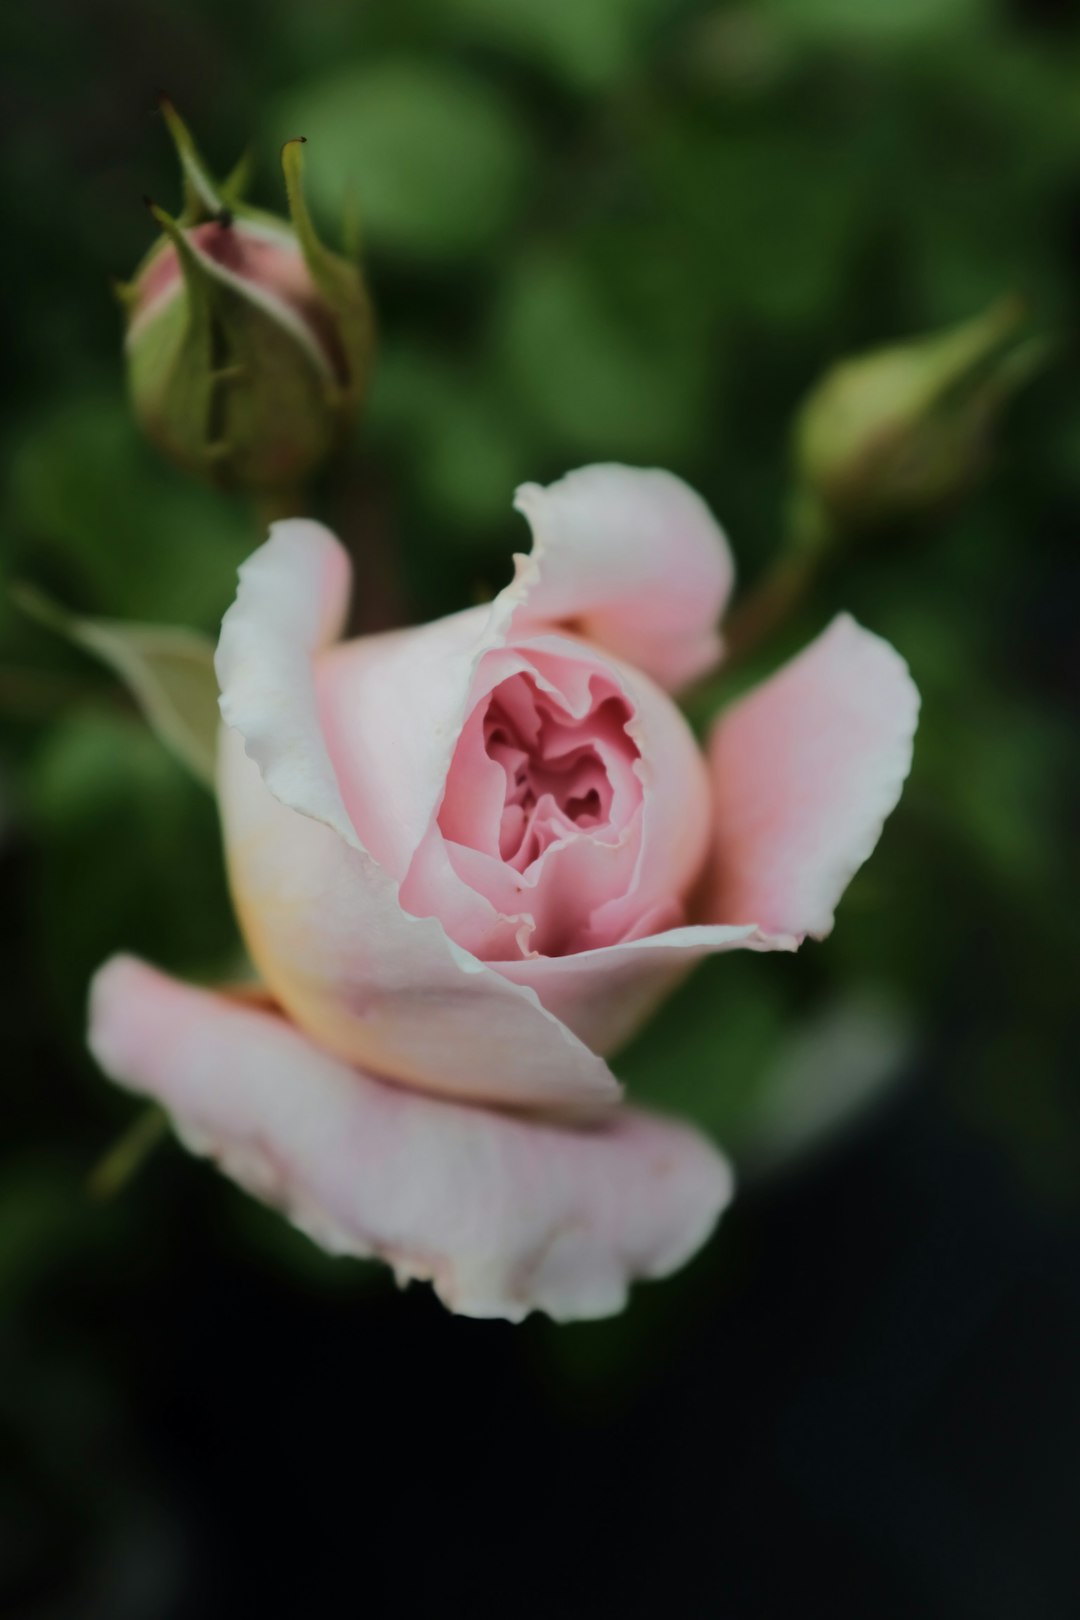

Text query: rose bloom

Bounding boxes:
[89,465,918,1322]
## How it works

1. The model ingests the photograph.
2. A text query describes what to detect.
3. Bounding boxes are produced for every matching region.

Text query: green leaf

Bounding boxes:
[12,585,219,788]
[760,0,987,44]
[272,61,533,261]
[494,247,710,459]
[366,342,530,536]
[445,0,673,91]
[734,990,914,1175]
[6,391,253,626]
[26,709,239,1024]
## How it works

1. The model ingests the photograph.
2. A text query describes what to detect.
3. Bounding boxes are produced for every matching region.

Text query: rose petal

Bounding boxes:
[559,637,712,950]
[215,521,619,1114]
[497,924,759,1054]
[89,957,733,1324]
[512,465,734,691]
[399,638,647,959]
[316,605,494,879]
[305,468,729,958]
[396,631,715,964]
[707,614,919,942]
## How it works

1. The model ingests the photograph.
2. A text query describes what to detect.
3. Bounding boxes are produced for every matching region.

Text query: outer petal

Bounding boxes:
[215,520,618,1114]
[89,957,733,1324]
[316,605,494,879]
[497,924,760,1054]
[511,465,734,692]
[707,614,919,942]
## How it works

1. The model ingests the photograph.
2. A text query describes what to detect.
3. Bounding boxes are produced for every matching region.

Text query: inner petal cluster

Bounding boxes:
[482,676,628,869]
[435,659,645,957]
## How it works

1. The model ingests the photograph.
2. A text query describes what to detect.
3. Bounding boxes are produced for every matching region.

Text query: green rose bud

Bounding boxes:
[793,296,1040,535]
[119,102,373,496]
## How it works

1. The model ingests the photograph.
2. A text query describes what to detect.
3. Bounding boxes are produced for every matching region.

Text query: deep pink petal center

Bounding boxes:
[486,679,633,867]
[440,670,639,877]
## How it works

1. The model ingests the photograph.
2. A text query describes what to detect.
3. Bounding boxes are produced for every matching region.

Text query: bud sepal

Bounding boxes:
[122,103,374,495]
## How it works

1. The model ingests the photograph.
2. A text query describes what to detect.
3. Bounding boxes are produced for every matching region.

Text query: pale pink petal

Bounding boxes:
[399,827,531,962]
[497,924,759,1054]
[215,522,619,1114]
[397,633,714,963]
[316,605,494,879]
[511,465,734,691]
[89,957,733,1324]
[410,638,647,958]
[707,614,919,942]
[550,636,712,949]
[215,517,354,837]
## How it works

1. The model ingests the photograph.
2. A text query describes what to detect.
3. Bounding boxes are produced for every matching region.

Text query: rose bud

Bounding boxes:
[794,296,1037,533]
[88,465,919,1322]
[119,102,373,495]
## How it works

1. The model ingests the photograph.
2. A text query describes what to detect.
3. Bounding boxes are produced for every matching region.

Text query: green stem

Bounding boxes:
[722,489,834,668]
[253,485,307,530]
[722,551,819,666]
[87,1106,169,1201]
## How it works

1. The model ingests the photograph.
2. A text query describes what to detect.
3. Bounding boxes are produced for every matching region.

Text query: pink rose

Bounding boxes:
[88,464,918,1321]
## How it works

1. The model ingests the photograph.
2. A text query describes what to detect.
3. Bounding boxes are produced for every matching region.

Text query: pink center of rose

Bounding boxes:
[440,670,640,877]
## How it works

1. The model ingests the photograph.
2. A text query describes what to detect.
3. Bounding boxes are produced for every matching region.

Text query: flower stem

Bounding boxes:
[87,1106,169,1201]
[253,486,307,530]
[722,489,834,667]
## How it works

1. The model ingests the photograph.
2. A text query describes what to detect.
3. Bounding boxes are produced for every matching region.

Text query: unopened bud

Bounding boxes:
[794,297,1039,532]
[119,102,373,495]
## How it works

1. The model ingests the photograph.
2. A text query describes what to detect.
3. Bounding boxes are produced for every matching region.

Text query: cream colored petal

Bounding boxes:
[89,957,734,1324]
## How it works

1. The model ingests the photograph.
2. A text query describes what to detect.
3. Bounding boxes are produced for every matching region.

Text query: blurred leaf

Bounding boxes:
[419,390,531,533]
[273,62,534,261]
[495,247,711,458]
[5,391,253,627]
[368,343,531,535]
[735,990,914,1173]
[28,711,237,1022]
[618,955,788,1141]
[921,693,1064,898]
[622,959,913,1176]
[646,125,864,327]
[14,585,218,788]
[0,1161,88,1307]
[446,0,676,89]
[760,0,990,45]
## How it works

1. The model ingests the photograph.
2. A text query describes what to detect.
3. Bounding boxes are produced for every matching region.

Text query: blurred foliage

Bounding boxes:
[14,586,219,786]
[1,3,1079,1601]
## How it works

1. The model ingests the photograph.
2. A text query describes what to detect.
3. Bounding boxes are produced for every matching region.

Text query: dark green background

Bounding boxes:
[1,1,1078,1615]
